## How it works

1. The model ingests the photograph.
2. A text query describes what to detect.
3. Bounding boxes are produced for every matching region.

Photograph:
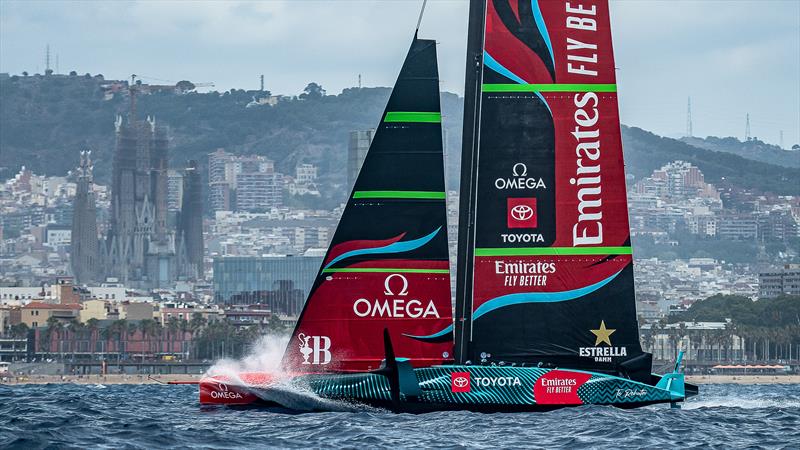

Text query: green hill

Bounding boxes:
[622,126,798,196]
[1,73,796,199]
[681,135,800,168]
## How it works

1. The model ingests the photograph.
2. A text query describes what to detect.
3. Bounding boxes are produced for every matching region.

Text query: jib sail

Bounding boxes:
[453,0,651,382]
[282,36,453,373]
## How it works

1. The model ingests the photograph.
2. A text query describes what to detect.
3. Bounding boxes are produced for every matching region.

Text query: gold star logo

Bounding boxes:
[590,320,616,346]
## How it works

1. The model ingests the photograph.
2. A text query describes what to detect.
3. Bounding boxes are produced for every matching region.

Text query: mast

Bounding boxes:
[454,0,487,364]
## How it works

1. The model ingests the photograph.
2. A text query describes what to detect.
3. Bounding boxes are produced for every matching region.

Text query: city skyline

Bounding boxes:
[1,0,798,147]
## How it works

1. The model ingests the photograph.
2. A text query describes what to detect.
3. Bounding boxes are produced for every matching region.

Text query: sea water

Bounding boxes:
[1,383,799,448]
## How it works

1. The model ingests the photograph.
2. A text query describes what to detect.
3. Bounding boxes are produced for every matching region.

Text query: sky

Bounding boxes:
[1,0,798,147]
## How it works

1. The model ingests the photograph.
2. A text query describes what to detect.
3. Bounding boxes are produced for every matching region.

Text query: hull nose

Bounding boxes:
[199,372,277,405]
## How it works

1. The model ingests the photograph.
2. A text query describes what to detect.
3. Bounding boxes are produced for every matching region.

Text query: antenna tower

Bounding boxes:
[686,97,693,137]
[45,44,51,72]
[745,114,751,141]
[358,74,362,89]
[260,74,264,92]
[779,130,784,149]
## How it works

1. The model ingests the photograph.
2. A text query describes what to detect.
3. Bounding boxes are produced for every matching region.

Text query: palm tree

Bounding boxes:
[138,319,158,362]
[154,320,164,359]
[189,312,207,334]
[86,318,100,360]
[45,316,65,359]
[109,319,127,364]
[189,313,207,360]
[68,318,85,361]
[9,323,29,361]
[166,317,181,354]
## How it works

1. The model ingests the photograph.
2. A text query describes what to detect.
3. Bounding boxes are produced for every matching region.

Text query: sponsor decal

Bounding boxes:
[615,388,648,399]
[451,372,471,393]
[565,3,600,77]
[352,274,440,319]
[500,232,544,243]
[534,370,592,405]
[507,198,538,229]
[571,92,604,246]
[383,273,408,296]
[473,376,522,388]
[495,260,554,287]
[210,382,243,400]
[298,333,331,365]
[494,163,547,190]
[450,368,521,392]
[579,320,627,362]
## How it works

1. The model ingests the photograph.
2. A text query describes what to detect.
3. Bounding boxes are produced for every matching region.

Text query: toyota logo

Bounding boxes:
[510,204,534,221]
[453,376,469,388]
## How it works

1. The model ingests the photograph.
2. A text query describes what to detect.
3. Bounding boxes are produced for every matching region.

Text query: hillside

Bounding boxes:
[622,126,799,196]
[1,73,797,199]
[681,135,800,168]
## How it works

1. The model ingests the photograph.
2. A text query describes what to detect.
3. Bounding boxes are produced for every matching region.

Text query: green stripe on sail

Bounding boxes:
[353,190,446,199]
[384,111,442,123]
[322,268,449,274]
[482,83,617,93]
[474,246,632,256]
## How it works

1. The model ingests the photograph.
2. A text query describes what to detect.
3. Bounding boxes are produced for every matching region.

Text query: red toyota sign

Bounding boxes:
[507,198,538,228]
[450,371,471,393]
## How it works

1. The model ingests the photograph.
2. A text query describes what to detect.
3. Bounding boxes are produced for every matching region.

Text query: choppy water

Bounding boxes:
[1,383,799,449]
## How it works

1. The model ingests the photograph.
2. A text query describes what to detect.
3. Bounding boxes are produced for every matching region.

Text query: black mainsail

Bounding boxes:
[453,0,651,382]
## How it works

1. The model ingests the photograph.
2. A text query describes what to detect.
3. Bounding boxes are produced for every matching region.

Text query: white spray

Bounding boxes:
[204,333,371,412]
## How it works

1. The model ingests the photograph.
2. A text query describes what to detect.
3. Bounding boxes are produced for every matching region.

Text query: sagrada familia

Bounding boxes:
[70,115,204,289]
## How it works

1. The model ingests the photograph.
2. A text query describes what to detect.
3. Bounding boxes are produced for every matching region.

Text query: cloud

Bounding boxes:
[1,0,797,146]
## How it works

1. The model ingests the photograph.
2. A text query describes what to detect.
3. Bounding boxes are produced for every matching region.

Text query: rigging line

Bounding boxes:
[416,0,428,33]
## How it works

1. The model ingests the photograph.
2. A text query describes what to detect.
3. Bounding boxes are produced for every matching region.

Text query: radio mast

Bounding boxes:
[745,114,751,141]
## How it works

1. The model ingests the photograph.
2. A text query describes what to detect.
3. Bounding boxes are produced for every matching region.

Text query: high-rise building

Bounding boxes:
[70,151,101,284]
[235,170,283,211]
[208,148,231,184]
[347,130,374,188]
[759,264,800,298]
[207,150,281,213]
[296,164,317,185]
[178,160,204,280]
[209,148,233,213]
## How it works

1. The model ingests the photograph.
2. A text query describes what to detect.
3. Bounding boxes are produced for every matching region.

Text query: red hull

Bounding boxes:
[199,372,277,405]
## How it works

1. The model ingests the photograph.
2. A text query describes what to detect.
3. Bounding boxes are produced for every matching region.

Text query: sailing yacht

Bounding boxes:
[200,0,697,411]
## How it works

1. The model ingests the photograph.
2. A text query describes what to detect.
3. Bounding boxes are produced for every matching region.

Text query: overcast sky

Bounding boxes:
[1,0,798,147]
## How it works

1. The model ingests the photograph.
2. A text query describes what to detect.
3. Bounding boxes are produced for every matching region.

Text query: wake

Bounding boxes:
[683,396,800,410]
[205,334,376,412]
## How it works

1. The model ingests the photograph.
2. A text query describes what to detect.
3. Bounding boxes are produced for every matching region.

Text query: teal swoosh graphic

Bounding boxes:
[403,324,453,341]
[483,51,551,116]
[323,227,442,269]
[407,270,622,341]
[472,270,622,320]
